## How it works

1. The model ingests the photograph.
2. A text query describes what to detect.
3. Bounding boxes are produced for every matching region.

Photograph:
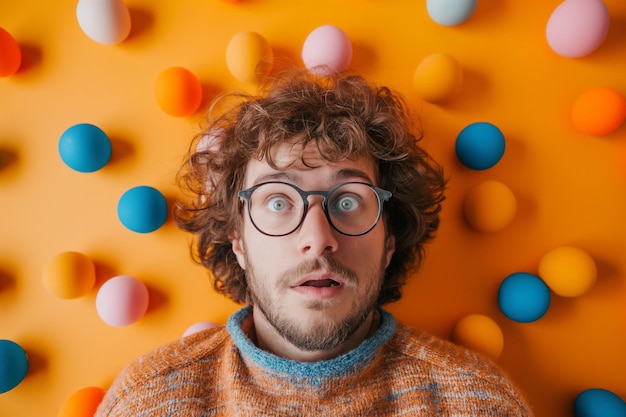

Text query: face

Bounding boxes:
[231,142,396,352]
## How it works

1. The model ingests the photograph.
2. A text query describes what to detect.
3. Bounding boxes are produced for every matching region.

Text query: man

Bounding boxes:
[95,70,533,416]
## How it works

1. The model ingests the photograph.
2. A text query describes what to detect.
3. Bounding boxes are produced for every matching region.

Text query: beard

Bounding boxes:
[245,254,387,352]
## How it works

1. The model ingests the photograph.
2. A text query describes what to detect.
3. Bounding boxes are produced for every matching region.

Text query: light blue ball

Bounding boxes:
[58,123,112,173]
[498,272,550,323]
[0,340,29,394]
[455,122,505,170]
[575,388,626,417]
[117,186,168,233]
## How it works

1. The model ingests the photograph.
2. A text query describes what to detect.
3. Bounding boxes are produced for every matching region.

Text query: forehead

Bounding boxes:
[243,142,377,187]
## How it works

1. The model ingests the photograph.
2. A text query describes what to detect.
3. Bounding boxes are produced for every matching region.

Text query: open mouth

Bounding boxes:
[299,279,341,288]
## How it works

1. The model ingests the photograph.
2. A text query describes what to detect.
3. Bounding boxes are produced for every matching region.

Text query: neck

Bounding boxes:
[250,307,380,362]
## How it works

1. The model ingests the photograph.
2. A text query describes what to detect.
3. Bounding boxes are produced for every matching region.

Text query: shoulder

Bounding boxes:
[383,322,533,413]
[95,325,232,415]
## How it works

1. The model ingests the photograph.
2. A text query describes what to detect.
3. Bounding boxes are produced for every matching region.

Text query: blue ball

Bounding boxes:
[58,123,112,173]
[117,186,168,233]
[498,272,551,323]
[0,340,29,394]
[455,122,505,170]
[575,388,626,417]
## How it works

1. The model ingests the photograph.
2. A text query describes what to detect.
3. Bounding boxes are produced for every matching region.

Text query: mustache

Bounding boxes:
[279,257,358,286]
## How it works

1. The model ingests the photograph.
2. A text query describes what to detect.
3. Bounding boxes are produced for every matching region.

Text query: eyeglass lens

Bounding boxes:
[246,182,385,236]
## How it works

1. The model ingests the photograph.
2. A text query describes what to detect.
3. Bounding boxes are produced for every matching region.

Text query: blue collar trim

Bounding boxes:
[227,306,396,378]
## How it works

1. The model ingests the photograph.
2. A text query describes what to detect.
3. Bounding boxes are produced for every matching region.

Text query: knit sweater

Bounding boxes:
[95,307,533,416]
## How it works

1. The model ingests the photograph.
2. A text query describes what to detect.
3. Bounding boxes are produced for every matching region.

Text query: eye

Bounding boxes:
[266,195,292,212]
[333,194,361,213]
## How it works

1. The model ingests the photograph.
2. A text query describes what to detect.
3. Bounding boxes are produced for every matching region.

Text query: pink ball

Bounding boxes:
[182,321,218,337]
[546,0,609,58]
[301,25,352,76]
[96,275,149,327]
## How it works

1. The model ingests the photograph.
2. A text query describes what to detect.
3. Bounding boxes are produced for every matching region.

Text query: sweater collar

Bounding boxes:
[226,306,396,378]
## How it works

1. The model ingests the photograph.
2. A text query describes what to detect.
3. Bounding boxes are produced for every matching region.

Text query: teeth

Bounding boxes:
[301,279,339,288]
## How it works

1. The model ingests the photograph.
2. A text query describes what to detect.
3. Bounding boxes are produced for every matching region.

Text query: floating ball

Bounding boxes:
[0,340,28,394]
[426,0,478,26]
[538,246,597,297]
[463,180,516,233]
[574,388,626,417]
[42,251,96,299]
[452,314,504,360]
[58,123,112,173]
[0,27,21,77]
[96,275,149,327]
[413,53,463,103]
[117,186,168,233]
[183,321,218,337]
[225,31,273,83]
[154,67,203,117]
[76,0,131,45]
[546,0,609,58]
[58,386,106,417]
[302,25,352,76]
[498,272,551,323]
[455,122,505,170]
[571,87,626,136]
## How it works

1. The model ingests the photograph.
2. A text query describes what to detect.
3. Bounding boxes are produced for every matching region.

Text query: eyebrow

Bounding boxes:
[251,168,375,187]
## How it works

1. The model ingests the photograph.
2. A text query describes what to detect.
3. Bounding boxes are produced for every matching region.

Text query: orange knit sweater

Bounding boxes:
[95,308,533,416]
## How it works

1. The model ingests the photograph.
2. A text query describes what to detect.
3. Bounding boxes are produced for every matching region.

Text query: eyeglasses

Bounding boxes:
[238,181,392,237]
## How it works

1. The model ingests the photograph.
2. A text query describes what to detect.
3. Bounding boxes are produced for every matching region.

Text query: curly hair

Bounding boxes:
[174,69,446,306]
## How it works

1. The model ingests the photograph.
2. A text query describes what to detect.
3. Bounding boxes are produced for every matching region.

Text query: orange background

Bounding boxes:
[1,1,625,416]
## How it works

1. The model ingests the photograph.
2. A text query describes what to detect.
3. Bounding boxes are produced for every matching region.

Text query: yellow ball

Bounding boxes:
[538,246,597,297]
[463,180,516,233]
[413,53,463,103]
[452,314,504,360]
[42,251,96,299]
[225,31,273,83]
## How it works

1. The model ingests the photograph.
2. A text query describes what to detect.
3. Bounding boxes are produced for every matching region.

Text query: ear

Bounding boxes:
[230,231,247,270]
[384,235,396,268]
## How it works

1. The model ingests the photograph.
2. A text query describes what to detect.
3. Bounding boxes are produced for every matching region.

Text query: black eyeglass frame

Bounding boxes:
[238,181,392,237]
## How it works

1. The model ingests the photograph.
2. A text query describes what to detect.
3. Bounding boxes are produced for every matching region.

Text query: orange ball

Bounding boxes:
[571,87,626,136]
[538,246,597,297]
[154,67,203,117]
[413,53,463,103]
[226,31,273,83]
[0,27,21,77]
[463,180,517,233]
[452,314,504,360]
[57,386,106,417]
[42,251,96,299]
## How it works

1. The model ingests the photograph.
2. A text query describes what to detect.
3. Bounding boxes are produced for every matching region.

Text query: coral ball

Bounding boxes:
[571,87,626,136]
[0,27,21,77]
[58,123,112,173]
[455,122,506,170]
[225,31,273,83]
[452,314,504,360]
[117,186,168,233]
[154,67,203,117]
[302,25,352,76]
[414,53,463,103]
[0,340,28,394]
[76,0,131,45]
[538,246,597,297]
[498,272,551,323]
[96,275,149,327]
[546,0,609,58]
[42,251,96,299]
[58,386,106,417]
[463,180,516,233]
[574,388,626,417]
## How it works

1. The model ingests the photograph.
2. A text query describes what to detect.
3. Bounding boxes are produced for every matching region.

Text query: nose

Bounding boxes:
[296,201,339,257]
